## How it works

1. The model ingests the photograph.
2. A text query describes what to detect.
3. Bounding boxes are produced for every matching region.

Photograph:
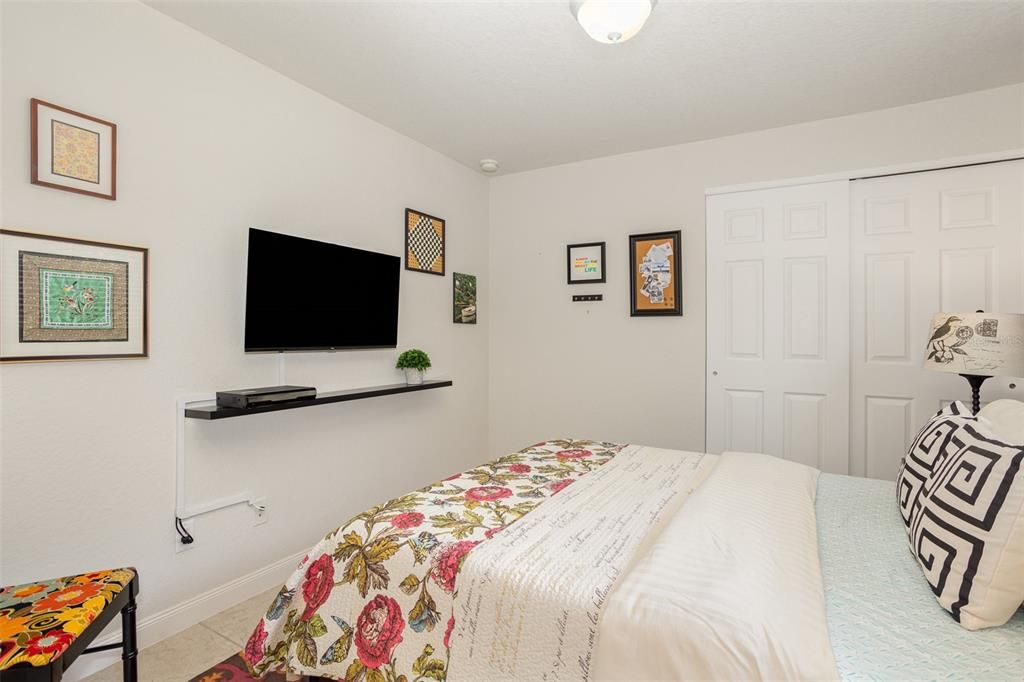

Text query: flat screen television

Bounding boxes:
[244,228,400,351]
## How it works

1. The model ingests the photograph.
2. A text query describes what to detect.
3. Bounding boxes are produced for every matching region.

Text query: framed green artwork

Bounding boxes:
[0,230,147,361]
[453,272,477,324]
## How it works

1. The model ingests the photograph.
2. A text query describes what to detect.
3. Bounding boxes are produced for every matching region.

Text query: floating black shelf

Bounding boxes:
[184,379,453,420]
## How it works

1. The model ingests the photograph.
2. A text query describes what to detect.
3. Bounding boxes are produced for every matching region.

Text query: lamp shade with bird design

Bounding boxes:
[924,312,1024,377]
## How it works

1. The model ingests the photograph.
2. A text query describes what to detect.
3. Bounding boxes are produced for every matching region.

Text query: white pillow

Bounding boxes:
[979,399,1024,443]
[910,419,1024,630]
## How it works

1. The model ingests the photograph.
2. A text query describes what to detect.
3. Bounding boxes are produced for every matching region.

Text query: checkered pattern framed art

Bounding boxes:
[405,208,445,276]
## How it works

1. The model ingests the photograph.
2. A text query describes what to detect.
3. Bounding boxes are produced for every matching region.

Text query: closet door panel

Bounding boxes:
[707,181,850,473]
[850,160,1024,478]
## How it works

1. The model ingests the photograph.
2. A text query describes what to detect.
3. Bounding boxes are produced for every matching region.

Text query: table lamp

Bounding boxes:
[924,312,1024,413]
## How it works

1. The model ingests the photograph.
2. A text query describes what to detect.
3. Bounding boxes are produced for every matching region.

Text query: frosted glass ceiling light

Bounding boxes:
[571,0,655,44]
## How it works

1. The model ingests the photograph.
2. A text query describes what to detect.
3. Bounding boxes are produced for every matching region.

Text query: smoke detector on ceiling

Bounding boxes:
[479,159,500,174]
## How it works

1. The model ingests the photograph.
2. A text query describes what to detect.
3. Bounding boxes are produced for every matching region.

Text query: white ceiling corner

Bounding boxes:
[144,0,1024,174]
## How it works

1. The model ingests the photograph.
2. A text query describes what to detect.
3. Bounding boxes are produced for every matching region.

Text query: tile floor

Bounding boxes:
[82,586,278,682]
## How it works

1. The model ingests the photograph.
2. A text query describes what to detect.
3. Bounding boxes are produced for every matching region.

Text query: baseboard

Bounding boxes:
[64,550,305,681]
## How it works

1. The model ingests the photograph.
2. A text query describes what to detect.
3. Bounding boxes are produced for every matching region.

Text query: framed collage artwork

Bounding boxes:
[31,98,117,200]
[629,230,682,316]
[0,230,148,362]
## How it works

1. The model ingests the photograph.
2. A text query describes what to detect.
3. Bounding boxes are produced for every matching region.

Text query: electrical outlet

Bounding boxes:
[253,498,269,527]
[175,518,197,554]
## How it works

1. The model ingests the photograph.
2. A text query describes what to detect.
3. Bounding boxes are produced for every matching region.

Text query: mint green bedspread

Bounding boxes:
[816,473,1024,682]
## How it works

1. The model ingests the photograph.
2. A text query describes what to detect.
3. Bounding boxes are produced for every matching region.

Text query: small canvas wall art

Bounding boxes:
[31,99,117,200]
[453,272,477,324]
[566,242,606,284]
[0,230,147,361]
[629,230,682,316]
[405,208,445,275]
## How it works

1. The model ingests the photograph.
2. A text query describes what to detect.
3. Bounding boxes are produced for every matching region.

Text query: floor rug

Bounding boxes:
[189,653,311,681]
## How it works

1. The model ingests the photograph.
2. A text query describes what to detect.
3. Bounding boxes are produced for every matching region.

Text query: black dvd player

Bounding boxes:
[215,385,317,409]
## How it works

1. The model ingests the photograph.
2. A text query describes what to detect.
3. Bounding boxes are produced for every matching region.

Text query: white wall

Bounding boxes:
[3,0,1023,672]
[488,84,1024,456]
[0,0,489,658]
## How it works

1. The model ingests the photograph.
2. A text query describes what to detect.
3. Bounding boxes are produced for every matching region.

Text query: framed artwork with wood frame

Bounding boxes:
[453,272,477,324]
[629,230,682,317]
[31,99,117,200]
[566,241,606,284]
[405,208,445,276]
[0,230,147,362]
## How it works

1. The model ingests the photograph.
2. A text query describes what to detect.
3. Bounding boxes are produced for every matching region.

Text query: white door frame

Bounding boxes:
[705,150,1024,197]
[704,148,1024,463]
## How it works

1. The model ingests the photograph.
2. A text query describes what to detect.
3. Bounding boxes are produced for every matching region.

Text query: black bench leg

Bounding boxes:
[121,589,138,682]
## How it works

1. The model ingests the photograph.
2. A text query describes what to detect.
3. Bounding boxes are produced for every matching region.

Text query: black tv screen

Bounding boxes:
[244,228,400,351]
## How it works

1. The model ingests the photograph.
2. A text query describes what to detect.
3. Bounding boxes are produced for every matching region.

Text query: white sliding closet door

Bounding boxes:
[850,160,1024,479]
[707,181,850,473]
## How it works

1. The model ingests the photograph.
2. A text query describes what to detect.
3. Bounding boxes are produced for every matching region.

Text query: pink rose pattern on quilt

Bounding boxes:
[243,439,624,681]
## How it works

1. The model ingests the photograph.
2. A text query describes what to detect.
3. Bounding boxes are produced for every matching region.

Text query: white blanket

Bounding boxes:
[447,445,716,681]
[449,449,838,681]
[594,451,838,681]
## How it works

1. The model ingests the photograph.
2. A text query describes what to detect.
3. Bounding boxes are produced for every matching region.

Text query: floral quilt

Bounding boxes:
[243,439,625,681]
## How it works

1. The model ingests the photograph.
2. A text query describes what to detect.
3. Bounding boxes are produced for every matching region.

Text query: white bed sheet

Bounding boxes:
[593,451,838,681]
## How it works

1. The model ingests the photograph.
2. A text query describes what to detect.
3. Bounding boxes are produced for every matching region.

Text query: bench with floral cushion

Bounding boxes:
[0,568,139,681]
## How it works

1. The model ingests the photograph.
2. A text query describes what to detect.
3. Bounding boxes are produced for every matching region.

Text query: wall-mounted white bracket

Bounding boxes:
[175,394,263,545]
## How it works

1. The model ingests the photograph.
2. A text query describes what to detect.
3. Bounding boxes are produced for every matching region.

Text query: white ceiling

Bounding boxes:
[146,1,1024,174]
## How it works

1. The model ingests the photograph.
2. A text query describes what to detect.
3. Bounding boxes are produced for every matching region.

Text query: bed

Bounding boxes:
[241,438,1024,681]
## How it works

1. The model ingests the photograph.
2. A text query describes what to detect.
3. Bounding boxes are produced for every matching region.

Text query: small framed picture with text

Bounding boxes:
[566,241,606,284]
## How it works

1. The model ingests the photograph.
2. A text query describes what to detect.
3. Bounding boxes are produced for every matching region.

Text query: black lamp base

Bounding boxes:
[959,374,991,415]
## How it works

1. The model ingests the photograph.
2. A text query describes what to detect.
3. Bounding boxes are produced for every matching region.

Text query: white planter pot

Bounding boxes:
[404,368,424,385]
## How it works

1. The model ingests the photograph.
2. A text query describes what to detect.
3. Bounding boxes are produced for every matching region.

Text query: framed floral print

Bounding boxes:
[0,230,147,361]
[629,230,682,316]
[405,208,445,276]
[31,98,117,200]
[566,242,606,284]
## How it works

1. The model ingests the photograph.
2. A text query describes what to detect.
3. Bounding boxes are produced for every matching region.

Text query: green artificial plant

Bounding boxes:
[396,348,432,372]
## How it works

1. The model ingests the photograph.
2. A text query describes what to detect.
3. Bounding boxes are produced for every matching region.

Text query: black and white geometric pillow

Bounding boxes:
[896,402,978,537]
[910,420,1024,630]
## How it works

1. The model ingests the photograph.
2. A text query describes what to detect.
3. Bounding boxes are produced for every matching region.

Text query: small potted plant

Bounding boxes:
[396,348,431,385]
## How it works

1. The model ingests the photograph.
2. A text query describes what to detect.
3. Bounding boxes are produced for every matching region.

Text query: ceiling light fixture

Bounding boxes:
[479,159,500,174]
[570,0,656,44]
